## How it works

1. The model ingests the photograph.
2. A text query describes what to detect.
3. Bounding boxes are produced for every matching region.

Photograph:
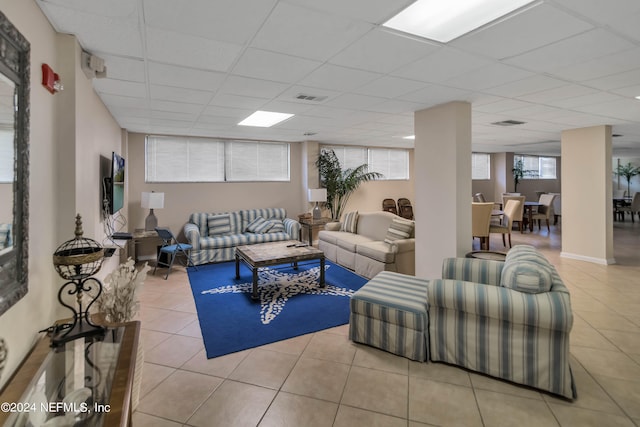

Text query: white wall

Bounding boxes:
[0,0,123,387]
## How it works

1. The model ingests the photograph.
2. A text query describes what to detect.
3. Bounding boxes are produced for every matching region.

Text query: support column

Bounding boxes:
[414,102,472,278]
[561,125,614,264]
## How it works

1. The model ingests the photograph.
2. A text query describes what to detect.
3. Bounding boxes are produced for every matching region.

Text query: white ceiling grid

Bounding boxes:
[35,0,640,154]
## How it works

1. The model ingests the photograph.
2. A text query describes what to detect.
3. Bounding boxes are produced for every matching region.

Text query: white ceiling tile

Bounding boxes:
[553,0,640,42]
[285,0,414,24]
[444,63,534,91]
[482,75,567,98]
[351,76,427,99]
[299,64,382,92]
[518,84,597,103]
[99,94,148,109]
[506,29,636,73]
[148,62,226,91]
[324,93,387,110]
[329,28,439,74]
[251,2,372,61]
[142,0,277,45]
[452,3,593,60]
[276,86,342,105]
[149,100,204,115]
[146,27,243,72]
[259,100,316,115]
[93,79,147,98]
[583,68,640,91]
[551,48,640,82]
[232,48,322,83]
[549,92,624,109]
[98,55,146,82]
[219,76,289,99]
[209,93,269,110]
[392,47,490,83]
[150,85,213,105]
[571,98,640,122]
[398,84,473,104]
[201,105,254,119]
[364,99,425,114]
[474,99,533,114]
[611,85,640,98]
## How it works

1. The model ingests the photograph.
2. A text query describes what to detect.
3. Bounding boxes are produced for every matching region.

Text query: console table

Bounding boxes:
[0,321,140,427]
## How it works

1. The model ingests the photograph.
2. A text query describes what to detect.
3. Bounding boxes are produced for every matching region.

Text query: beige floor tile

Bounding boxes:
[139,329,172,353]
[137,370,222,423]
[187,380,276,427]
[549,403,636,427]
[324,324,350,336]
[341,366,408,419]
[475,389,559,427]
[469,372,543,400]
[352,345,409,375]
[334,405,406,427]
[259,332,312,355]
[144,334,203,368]
[281,357,350,402]
[408,377,481,426]
[593,375,640,419]
[143,309,198,334]
[131,412,182,427]
[259,392,338,427]
[599,329,640,354]
[302,331,357,364]
[577,310,639,332]
[176,319,203,339]
[572,347,640,380]
[140,305,169,323]
[181,348,250,378]
[139,362,175,397]
[408,360,472,387]
[172,298,197,313]
[569,318,618,351]
[145,291,195,311]
[228,348,298,389]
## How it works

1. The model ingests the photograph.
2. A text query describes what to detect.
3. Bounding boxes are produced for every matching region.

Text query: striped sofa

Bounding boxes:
[349,271,429,361]
[428,245,577,399]
[183,208,301,265]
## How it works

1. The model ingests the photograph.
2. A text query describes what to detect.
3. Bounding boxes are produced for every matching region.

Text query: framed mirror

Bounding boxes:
[0,12,30,316]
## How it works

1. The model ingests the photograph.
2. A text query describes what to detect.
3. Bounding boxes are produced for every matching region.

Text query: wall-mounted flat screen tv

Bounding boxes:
[109,152,125,214]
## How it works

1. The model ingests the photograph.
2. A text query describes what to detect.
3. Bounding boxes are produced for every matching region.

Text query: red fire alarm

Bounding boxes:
[42,63,62,94]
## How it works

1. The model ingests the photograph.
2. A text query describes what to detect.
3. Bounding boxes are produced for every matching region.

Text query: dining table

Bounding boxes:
[613,197,632,221]
[523,201,543,232]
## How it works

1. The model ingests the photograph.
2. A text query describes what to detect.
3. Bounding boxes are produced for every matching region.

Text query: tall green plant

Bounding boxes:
[615,162,640,196]
[512,159,537,192]
[316,149,382,220]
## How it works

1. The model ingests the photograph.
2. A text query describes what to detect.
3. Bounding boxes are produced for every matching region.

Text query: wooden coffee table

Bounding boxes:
[235,240,325,300]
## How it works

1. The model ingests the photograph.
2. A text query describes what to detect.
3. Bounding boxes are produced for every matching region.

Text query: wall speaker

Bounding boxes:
[81,51,107,79]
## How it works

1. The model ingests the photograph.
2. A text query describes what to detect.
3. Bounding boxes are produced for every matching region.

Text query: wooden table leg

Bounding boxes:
[251,267,259,300]
[319,257,325,287]
[235,254,240,279]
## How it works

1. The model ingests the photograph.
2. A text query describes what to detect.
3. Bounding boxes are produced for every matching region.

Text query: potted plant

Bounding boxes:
[512,159,537,193]
[316,149,382,220]
[615,162,640,197]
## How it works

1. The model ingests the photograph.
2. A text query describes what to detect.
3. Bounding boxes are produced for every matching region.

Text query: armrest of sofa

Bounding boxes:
[183,223,201,250]
[441,257,503,286]
[388,238,414,253]
[283,218,301,240]
[428,279,573,331]
[324,222,341,231]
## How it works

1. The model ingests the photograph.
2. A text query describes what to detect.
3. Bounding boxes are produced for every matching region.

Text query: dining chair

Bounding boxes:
[531,194,557,232]
[502,195,525,232]
[472,202,494,250]
[382,198,398,215]
[489,199,521,248]
[618,192,640,222]
[153,227,197,279]
[473,193,486,202]
[397,198,414,220]
[613,189,626,199]
[549,192,561,225]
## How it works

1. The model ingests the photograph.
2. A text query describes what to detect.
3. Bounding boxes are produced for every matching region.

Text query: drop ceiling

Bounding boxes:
[36,0,640,156]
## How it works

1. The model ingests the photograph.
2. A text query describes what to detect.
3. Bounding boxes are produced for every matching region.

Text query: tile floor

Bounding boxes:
[133,220,640,426]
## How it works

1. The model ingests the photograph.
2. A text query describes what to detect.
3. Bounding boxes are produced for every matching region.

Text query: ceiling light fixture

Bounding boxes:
[403,135,416,140]
[238,111,294,127]
[635,95,640,100]
[383,0,536,43]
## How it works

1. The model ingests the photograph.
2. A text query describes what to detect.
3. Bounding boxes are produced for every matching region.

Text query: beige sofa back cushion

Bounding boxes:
[357,211,404,241]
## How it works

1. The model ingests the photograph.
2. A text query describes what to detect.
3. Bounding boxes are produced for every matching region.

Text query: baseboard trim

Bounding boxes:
[560,252,616,265]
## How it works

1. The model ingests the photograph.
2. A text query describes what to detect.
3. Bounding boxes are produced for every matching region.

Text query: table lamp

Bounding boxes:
[308,188,327,220]
[142,191,164,231]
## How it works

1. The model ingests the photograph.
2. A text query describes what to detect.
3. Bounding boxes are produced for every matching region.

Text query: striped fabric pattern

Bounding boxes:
[267,219,286,233]
[207,214,232,236]
[441,257,504,286]
[501,244,554,293]
[245,216,273,233]
[350,271,429,361]
[428,256,576,399]
[384,217,414,245]
[340,211,358,233]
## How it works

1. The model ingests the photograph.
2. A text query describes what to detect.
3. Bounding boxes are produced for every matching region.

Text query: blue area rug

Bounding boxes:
[187,260,368,358]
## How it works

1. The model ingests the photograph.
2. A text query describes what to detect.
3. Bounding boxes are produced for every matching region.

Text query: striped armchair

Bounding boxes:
[428,245,576,399]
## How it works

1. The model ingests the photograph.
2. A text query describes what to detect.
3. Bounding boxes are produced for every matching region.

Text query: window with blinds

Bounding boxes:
[514,155,557,179]
[145,135,289,182]
[472,153,490,180]
[321,145,410,180]
[0,130,13,183]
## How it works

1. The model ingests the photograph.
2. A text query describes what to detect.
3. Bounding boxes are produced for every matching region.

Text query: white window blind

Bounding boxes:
[145,136,289,182]
[369,148,409,180]
[539,157,557,179]
[0,129,13,183]
[514,155,557,179]
[472,153,490,180]
[322,146,367,170]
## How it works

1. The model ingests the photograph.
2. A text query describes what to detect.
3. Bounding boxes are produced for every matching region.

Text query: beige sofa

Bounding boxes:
[317,211,415,278]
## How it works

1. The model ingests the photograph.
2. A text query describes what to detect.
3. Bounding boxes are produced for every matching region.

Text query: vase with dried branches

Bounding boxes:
[97,258,150,324]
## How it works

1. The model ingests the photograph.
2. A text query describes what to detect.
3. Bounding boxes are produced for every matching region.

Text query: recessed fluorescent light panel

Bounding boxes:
[403,135,416,140]
[383,0,536,43]
[635,95,640,100]
[238,110,294,127]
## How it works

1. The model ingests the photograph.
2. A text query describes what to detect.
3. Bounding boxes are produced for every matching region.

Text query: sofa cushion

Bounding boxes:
[336,233,375,252]
[340,211,358,233]
[245,216,273,233]
[500,245,554,293]
[200,234,250,249]
[207,214,232,236]
[266,218,285,233]
[241,208,286,232]
[384,217,415,244]
[356,241,396,263]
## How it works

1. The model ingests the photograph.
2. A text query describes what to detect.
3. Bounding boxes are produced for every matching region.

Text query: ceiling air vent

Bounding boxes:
[295,93,328,102]
[491,120,526,126]
[303,132,317,136]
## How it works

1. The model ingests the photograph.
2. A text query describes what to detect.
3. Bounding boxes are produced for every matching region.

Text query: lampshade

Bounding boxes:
[308,188,327,203]
[141,192,164,209]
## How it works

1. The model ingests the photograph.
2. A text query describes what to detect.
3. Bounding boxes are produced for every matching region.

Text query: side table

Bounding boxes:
[465,250,507,261]
[298,217,331,246]
[126,229,162,263]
